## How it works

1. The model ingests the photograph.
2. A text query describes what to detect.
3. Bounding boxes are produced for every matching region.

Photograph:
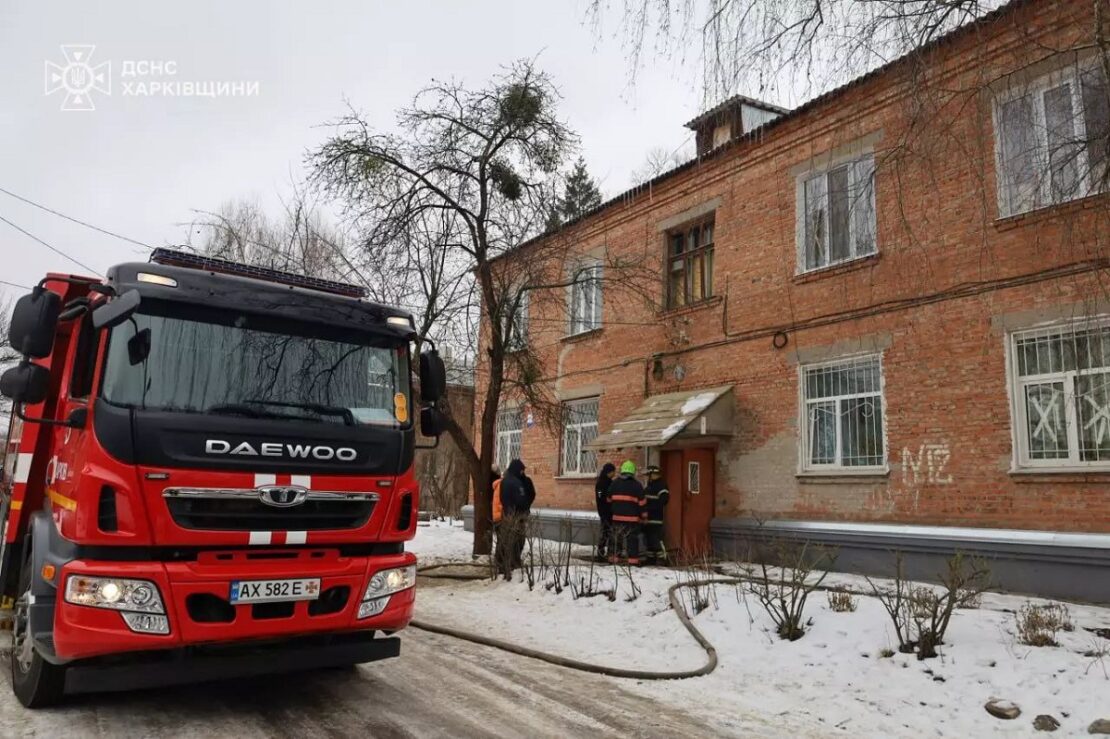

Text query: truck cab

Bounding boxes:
[0,249,446,706]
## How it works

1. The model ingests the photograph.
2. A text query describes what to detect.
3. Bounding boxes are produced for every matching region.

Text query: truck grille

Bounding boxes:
[163,488,378,531]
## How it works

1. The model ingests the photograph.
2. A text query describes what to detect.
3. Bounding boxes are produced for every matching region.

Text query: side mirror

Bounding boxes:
[92,289,141,330]
[419,406,445,437]
[0,363,51,405]
[419,349,447,403]
[128,327,152,365]
[9,289,61,359]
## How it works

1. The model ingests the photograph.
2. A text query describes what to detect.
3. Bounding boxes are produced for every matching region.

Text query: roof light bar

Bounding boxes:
[148,248,367,299]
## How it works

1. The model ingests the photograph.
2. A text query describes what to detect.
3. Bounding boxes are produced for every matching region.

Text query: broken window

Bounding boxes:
[568,258,602,335]
[666,218,715,309]
[1012,320,1110,466]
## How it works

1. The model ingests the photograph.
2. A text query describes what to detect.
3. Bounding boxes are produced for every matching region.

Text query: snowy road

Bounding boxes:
[0,629,800,738]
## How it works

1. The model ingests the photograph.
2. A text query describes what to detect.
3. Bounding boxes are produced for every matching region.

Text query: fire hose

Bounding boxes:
[411,563,743,680]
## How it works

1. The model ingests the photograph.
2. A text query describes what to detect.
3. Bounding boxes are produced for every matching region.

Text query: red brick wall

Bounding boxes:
[475,0,1110,532]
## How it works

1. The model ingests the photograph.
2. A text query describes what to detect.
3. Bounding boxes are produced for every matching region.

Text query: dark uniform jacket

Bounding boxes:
[500,460,532,517]
[606,474,645,523]
[644,479,670,524]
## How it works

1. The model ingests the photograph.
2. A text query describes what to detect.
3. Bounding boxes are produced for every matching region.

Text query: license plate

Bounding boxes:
[229,578,321,604]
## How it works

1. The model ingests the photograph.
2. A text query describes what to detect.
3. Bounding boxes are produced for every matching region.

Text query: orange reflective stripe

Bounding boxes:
[46,488,77,512]
[610,495,640,503]
[612,515,641,522]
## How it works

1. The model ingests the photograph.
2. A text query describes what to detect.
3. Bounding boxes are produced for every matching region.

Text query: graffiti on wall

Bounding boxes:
[902,442,953,486]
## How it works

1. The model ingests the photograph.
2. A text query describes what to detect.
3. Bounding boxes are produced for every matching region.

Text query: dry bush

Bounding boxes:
[867,551,991,659]
[749,539,836,641]
[676,555,720,615]
[956,589,983,609]
[827,589,858,613]
[1016,603,1074,647]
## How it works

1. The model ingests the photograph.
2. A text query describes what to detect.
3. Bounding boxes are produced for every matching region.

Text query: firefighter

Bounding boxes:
[605,460,646,565]
[496,459,531,579]
[642,465,669,565]
[593,462,617,561]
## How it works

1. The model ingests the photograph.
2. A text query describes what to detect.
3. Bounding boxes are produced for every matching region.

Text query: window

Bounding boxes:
[801,355,886,471]
[503,290,529,351]
[560,397,599,476]
[995,63,1109,217]
[1010,320,1110,468]
[666,218,714,309]
[68,316,100,398]
[568,259,602,335]
[798,155,876,272]
[495,406,523,472]
[688,461,701,494]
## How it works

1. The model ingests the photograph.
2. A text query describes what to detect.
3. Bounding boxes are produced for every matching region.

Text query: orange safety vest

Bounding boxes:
[492,479,503,523]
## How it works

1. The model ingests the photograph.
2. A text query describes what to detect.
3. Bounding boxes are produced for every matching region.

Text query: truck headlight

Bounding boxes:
[363,565,416,601]
[65,576,166,615]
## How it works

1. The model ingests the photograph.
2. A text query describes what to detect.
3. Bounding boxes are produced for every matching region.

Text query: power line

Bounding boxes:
[0,278,30,290]
[0,186,152,253]
[0,213,102,276]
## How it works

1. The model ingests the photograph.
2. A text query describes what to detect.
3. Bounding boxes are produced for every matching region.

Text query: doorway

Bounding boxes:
[660,447,715,558]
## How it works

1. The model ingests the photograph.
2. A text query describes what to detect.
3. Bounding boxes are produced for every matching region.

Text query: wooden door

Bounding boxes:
[680,448,715,557]
[660,450,684,553]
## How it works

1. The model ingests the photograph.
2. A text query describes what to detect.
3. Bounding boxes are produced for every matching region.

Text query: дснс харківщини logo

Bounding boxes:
[44,45,111,111]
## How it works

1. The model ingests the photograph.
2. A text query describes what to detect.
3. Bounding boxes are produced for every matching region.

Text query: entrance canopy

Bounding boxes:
[585,385,734,451]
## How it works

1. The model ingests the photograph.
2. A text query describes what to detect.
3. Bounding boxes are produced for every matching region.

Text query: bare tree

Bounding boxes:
[629,143,696,184]
[311,60,660,555]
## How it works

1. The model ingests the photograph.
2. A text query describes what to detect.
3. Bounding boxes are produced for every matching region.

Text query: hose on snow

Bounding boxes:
[411,563,741,680]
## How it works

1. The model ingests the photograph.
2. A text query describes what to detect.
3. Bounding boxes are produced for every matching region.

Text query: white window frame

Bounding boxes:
[798,353,888,474]
[494,406,523,472]
[560,397,599,477]
[992,60,1108,218]
[795,153,877,274]
[503,289,529,352]
[567,258,603,336]
[1006,316,1110,472]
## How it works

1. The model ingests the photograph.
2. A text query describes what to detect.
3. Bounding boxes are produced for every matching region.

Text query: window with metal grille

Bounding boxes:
[561,397,599,476]
[994,62,1109,217]
[1010,319,1110,468]
[798,155,876,273]
[801,355,886,471]
[568,259,603,335]
[688,462,701,494]
[495,407,523,472]
[666,218,714,309]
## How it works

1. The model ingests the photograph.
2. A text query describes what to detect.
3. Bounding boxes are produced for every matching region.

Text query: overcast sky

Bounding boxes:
[0,1,719,305]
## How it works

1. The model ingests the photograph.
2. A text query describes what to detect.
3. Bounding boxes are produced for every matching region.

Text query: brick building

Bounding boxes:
[471,0,1110,601]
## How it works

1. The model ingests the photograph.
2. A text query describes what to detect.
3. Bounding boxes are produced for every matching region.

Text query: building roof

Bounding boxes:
[497,0,1027,263]
[683,93,792,130]
[585,385,734,450]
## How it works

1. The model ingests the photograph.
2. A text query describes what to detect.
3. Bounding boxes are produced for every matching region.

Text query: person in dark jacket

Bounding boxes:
[593,463,617,560]
[606,460,646,565]
[642,465,670,565]
[496,459,529,579]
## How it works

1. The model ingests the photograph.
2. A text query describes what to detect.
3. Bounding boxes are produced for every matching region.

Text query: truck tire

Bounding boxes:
[10,551,65,708]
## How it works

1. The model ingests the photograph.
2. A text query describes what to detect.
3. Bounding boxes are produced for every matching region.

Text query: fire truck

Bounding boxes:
[0,249,446,707]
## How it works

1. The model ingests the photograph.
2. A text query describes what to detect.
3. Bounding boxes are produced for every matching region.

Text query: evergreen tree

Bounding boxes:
[549,157,602,229]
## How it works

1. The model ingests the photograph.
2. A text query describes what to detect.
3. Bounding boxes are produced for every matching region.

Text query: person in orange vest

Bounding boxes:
[491,465,503,526]
[606,460,646,565]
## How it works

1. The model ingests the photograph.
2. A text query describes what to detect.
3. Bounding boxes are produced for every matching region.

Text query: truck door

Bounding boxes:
[47,316,100,529]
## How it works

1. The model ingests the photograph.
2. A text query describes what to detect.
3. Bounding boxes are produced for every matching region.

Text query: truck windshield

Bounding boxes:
[100,305,410,427]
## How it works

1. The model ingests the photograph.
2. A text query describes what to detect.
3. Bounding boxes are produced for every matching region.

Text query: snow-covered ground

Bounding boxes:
[411,520,1110,737]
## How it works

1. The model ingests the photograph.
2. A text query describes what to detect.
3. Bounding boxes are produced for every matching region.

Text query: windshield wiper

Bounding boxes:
[205,403,310,421]
[243,399,356,426]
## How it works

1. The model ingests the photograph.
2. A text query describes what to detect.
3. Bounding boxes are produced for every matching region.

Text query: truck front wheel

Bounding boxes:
[10,554,65,708]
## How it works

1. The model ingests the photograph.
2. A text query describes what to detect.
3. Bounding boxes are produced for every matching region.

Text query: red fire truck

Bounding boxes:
[0,249,446,707]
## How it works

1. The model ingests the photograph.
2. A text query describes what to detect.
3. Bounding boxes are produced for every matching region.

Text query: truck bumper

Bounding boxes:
[63,631,400,694]
[51,550,416,662]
